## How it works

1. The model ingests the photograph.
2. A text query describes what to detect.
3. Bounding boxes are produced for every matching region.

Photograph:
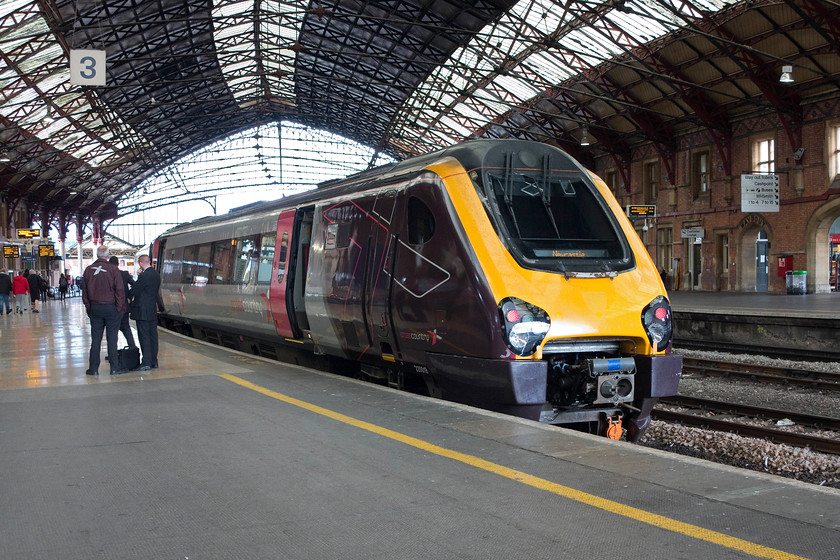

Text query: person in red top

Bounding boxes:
[82,245,126,375]
[12,270,30,313]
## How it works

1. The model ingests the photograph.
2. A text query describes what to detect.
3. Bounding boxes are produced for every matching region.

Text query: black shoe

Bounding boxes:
[85,370,98,376]
[111,369,128,375]
[137,365,152,371]
[32,309,39,313]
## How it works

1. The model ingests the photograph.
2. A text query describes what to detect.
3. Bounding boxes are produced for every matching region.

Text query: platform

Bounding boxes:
[669,290,840,319]
[0,298,838,559]
[669,291,840,355]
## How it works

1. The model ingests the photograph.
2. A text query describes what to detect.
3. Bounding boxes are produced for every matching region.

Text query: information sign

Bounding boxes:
[3,245,20,258]
[70,49,107,86]
[741,174,780,212]
[17,228,41,238]
[626,205,656,218]
[680,227,705,239]
[39,245,55,257]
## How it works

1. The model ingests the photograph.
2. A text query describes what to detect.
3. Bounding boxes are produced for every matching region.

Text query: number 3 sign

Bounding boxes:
[70,49,107,86]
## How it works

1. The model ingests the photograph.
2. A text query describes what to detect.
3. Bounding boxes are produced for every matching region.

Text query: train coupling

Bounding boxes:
[603,413,625,440]
[588,357,635,405]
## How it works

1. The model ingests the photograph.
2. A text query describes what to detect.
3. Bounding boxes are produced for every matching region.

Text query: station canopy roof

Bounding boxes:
[0,0,838,222]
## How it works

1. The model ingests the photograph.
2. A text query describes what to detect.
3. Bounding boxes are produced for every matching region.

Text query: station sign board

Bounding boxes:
[39,245,55,257]
[626,205,656,219]
[741,174,779,212]
[3,245,20,258]
[16,229,41,239]
[680,226,705,239]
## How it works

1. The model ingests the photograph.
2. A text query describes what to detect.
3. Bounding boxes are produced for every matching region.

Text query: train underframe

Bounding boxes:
[160,316,681,441]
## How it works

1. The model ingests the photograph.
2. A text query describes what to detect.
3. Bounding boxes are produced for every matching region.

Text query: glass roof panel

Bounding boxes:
[0,1,148,168]
[212,0,302,105]
[391,0,741,153]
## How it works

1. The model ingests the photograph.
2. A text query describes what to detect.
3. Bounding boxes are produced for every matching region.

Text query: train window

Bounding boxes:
[256,234,275,284]
[277,231,289,283]
[194,244,211,286]
[210,242,233,284]
[407,197,435,245]
[233,236,259,285]
[484,169,630,272]
[181,245,198,284]
[162,247,183,283]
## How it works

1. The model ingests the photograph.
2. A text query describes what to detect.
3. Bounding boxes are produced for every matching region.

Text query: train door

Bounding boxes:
[755,229,769,292]
[288,207,313,336]
[364,190,401,361]
[269,210,296,337]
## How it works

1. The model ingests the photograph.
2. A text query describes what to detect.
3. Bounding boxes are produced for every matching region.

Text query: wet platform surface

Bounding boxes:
[1,298,838,559]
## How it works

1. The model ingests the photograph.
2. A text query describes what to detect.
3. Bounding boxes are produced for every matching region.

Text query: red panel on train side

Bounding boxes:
[270,210,296,337]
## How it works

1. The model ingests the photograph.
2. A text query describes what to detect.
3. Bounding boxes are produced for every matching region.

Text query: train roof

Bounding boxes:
[158,139,584,238]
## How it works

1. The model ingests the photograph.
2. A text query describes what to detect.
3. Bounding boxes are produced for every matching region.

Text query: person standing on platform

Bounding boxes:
[130,254,161,371]
[58,273,68,301]
[109,256,137,351]
[0,270,12,315]
[27,269,40,313]
[12,270,29,313]
[82,246,126,375]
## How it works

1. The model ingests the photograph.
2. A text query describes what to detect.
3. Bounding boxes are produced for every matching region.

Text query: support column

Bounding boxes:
[76,216,85,278]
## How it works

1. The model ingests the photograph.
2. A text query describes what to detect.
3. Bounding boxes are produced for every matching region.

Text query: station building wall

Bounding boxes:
[598,96,840,294]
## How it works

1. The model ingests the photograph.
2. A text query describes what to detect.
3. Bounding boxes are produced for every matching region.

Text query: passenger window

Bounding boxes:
[233,236,259,285]
[257,234,275,285]
[211,242,233,284]
[407,196,435,245]
[277,232,289,284]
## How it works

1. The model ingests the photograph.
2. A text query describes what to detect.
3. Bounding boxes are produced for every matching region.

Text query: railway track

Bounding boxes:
[653,395,840,455]
[674,339,840,362]
[681,357,840,391]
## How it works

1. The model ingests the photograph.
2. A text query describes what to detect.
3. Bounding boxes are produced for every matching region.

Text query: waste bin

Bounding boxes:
[785,270,807,294]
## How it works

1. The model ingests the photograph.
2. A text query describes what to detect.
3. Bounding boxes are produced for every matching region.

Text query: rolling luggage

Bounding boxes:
[117,346,140,371]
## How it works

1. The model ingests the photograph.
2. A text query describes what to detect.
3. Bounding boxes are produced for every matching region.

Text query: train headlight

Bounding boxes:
[642,296,673,350]
[499,297,550,356]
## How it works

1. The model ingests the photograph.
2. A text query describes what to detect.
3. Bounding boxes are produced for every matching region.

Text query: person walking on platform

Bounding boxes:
[58,273,68,301]
[109,256,137,350]
[130,254,161,371]
[12,270,29,313]
[82,246,127,375]
[0,270,12,315]
[27,269,40,313]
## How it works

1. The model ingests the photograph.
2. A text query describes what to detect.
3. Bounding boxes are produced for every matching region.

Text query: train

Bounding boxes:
[152,139,682,441]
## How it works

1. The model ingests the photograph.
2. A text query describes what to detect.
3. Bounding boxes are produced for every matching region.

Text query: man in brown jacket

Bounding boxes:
[82,245,126,375]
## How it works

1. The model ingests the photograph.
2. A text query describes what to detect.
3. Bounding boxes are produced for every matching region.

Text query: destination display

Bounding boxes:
[16,228,41,239]
[3,245,20,258]
[39,245,55,257]
[626,205,656,218]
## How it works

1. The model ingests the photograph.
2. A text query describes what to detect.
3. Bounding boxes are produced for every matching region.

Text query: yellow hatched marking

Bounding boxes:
[219,373,809,560]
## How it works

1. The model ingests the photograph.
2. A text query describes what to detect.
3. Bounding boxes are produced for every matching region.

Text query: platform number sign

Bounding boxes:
[70,49,107,86]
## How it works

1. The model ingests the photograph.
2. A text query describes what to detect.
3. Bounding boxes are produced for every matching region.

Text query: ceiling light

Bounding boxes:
[0,152,10,163]
[779,65,794,84]
[580,127,591,147]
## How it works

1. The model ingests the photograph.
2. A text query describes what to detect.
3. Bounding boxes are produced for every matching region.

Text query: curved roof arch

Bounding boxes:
[1,0,838,228]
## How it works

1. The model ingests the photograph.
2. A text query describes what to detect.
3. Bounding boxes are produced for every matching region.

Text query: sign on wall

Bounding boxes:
[741,174,779,212]
[70,49,107,86]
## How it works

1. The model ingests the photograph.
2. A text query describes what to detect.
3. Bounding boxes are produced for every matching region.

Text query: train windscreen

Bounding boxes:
[475,154,634,274]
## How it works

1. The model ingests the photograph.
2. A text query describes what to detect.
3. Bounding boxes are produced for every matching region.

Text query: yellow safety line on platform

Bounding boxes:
[219,373,808,560]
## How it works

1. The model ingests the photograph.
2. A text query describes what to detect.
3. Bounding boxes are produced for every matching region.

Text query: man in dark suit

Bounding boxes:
[109,256,137,350]
[130,254,161,371]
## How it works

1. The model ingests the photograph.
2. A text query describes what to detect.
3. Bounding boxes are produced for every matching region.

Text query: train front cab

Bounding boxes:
[413,141,682,440]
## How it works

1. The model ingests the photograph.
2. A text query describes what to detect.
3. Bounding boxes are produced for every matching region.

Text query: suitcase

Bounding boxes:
[117,346,141,371]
